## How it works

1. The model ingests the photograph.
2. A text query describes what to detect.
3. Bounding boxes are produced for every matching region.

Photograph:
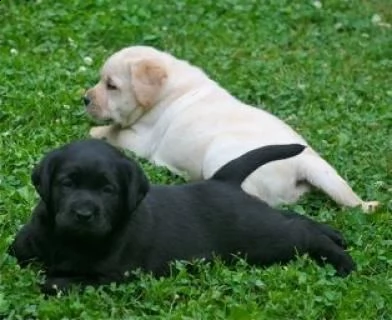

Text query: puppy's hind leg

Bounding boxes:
[298,153,379,213]
[308,232,356,277]
[283,211,347,249]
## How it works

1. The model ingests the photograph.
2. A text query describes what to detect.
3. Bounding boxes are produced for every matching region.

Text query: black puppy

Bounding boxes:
[9,140,355,294]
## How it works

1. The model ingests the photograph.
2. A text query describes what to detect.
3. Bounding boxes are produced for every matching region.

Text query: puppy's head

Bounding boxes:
[84,46,169,127]
[32,139,149,240]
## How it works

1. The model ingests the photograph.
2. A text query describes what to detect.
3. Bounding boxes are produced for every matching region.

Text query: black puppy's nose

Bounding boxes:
[75,208,94,222]
[83,95,91,106]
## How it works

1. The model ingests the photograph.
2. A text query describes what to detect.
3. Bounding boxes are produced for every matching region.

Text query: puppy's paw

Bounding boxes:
[41,278,70,296]
[41,284,61,296]
[335,252,356,277]
[312,235,355,277]
[89,126,112,139]
[361,201,379,213]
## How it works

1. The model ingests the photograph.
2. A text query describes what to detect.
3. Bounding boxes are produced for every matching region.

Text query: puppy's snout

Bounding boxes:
[73,207,95,222]
[83,95,91,106]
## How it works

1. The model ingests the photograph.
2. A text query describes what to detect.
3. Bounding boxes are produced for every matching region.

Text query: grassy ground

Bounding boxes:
[0,0,391,319]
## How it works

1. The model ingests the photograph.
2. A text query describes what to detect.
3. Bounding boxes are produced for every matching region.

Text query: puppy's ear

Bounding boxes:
[32,149,61,205]
[119,159,150,211]
[130,59,167,109]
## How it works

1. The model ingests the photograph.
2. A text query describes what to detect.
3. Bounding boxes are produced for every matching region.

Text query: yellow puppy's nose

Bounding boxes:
[83,95,91,106]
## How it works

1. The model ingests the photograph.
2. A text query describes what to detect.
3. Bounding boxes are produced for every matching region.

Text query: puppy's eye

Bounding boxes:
[59,178,73,188]
[106,82,117,90]
[102,185,116,194]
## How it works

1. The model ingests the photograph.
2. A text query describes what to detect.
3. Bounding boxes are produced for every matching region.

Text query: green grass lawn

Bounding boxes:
[0,0,391,319]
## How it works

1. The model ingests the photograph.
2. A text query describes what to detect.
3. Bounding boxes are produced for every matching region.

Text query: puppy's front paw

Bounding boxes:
[361,201,379,213]
[89,126,112,139]
[41,278,70,296]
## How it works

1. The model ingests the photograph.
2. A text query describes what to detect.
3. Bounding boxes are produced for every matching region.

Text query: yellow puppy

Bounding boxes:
[84,46,378,213]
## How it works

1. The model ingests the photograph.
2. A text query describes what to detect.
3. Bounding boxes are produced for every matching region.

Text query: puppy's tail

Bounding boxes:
[211,144,306,185]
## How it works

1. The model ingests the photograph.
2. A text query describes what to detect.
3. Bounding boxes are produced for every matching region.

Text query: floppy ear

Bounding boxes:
[31,149,61,205]
[130,58,168,109]
[119,159,150,211]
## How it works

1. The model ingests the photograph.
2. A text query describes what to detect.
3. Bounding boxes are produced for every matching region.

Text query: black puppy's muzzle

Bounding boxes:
[71,202,98,224]
[55,197,105,238]
[73,207,95,222]
[83,95,91,107]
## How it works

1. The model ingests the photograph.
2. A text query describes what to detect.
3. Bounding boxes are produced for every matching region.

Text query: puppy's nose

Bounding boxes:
[83,95,91,106]
[74,208,94,222]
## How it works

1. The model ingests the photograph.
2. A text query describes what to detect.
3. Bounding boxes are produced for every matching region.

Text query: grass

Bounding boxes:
[0,0,391,319]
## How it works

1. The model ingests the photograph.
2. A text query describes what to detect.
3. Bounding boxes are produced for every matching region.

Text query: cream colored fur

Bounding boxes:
[85,46,378,212]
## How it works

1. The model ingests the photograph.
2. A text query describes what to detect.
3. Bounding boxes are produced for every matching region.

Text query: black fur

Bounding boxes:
[9,140,355,294]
